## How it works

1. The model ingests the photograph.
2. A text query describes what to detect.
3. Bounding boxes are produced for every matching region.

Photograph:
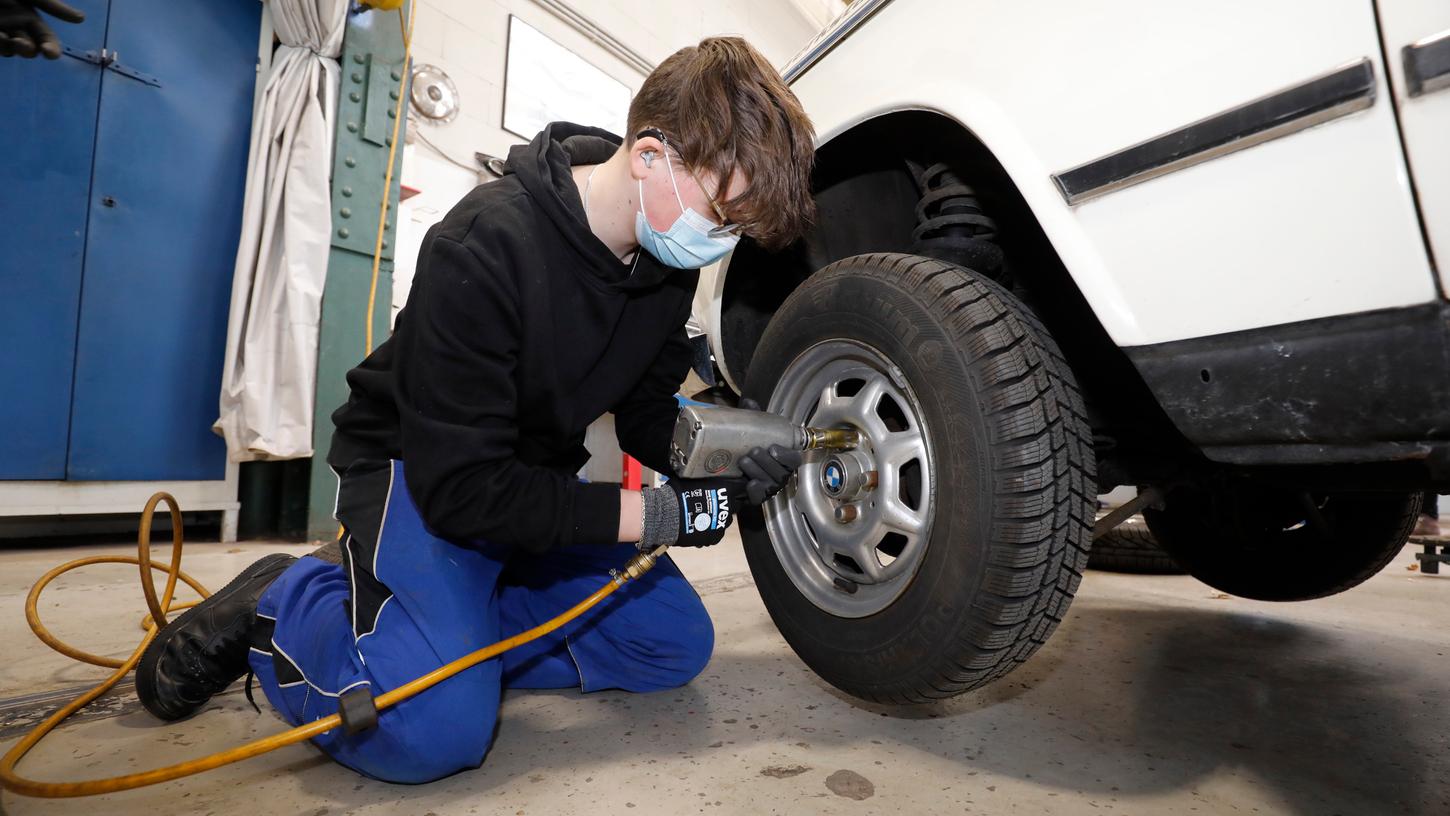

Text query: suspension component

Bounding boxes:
[907,160,1003,274]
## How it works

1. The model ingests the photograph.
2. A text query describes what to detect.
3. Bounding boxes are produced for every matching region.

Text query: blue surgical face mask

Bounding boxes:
[635,150,739,269]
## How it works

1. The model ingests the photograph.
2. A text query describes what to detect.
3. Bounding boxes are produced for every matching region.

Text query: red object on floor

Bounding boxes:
[622,455,642,490]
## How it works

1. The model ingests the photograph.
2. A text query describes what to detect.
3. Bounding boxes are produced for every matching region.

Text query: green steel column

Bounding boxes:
[306,4,410,540]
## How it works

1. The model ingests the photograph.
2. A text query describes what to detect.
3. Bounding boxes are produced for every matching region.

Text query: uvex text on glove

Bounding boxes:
[638,478,738,550]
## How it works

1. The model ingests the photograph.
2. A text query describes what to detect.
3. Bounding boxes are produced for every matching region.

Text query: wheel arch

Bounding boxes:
[710,109,1190,486]
[714,107,1095,390]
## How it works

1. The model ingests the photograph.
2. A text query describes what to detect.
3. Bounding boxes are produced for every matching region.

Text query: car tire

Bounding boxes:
[1142,483,1420,601]
[740,253,1096,703]
[1087,516,1185,574]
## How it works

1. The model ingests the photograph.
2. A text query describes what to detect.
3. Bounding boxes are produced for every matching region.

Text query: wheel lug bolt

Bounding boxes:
[864,470,879,490]
[834,504,858,523]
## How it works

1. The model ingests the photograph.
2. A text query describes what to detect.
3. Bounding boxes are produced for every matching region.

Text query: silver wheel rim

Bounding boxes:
[764,339,936,618]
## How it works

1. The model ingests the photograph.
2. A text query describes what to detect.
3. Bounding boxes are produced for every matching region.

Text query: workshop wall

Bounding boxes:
[392,0,825,319]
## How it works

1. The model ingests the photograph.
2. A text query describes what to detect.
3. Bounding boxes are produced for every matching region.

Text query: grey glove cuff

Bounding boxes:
[638,486,681,550]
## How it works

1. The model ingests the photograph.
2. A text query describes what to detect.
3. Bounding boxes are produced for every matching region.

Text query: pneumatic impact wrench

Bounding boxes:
[669,403,861,478]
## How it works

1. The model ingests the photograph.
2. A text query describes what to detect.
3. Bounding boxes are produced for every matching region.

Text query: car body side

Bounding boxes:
[701,0,1450,489]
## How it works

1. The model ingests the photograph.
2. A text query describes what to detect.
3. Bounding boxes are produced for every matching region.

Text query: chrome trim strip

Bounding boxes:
[1052,58,1377,206]
[781,0,896,84]
[1404,29,1450,98]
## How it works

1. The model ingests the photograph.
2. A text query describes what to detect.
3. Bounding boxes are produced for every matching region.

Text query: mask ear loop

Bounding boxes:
[637,147,689,228]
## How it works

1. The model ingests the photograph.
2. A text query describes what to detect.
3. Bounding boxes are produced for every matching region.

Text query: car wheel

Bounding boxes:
[1087,516,1184,574]
[740,253,1096,703]
[1142,483,1420,601]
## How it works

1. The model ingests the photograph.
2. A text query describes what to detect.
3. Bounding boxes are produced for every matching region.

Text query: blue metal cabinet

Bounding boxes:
[0,0,260,481]
[0,0,109,479]
[67,0,260,480]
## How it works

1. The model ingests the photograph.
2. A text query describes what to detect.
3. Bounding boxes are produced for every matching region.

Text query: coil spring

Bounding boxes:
[908,161,1004,274]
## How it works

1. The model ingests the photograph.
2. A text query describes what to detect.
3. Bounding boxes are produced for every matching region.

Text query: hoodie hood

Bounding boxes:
[504,121,673,291]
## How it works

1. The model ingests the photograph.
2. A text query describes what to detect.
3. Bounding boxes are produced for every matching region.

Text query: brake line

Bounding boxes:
[0,492,668,798]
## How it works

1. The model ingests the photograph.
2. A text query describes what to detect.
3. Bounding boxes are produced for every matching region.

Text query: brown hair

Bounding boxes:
[627,37,816,251]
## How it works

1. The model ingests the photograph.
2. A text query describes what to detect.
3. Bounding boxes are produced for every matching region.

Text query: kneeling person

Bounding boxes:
[135,36,815,784]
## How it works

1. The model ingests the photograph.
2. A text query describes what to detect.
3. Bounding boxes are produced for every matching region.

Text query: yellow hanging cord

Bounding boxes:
[345,2,416,542]
[364,2,416,355]
[0,492,665,799]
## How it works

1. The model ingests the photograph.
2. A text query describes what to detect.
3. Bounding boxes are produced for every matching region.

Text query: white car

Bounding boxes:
[693,0,1450,704]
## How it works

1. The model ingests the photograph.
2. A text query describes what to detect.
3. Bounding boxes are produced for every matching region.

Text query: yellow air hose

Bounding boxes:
[0,493,667,798]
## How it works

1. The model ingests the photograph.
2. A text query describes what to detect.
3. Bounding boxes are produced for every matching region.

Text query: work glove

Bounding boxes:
[734,398,804,506]
[0,0,84,59]
[737,444,803,505]
[639,477,741,550]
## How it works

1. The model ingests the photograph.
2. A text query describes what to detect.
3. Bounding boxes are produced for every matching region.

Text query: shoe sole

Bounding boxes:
[135,552,296,721]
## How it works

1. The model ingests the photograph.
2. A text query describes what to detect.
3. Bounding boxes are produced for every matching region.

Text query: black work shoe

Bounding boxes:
[136,553,297,721]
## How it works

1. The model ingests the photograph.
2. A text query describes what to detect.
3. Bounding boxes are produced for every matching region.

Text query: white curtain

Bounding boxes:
[214,0,350,461]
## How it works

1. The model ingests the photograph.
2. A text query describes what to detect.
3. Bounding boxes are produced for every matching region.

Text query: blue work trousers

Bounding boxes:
[246,460,714,783]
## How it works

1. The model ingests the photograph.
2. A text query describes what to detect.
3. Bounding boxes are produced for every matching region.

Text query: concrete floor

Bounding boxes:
[1,531,1446,815]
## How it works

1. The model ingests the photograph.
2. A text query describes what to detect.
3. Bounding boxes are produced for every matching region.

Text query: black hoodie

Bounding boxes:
[327,122,697,551]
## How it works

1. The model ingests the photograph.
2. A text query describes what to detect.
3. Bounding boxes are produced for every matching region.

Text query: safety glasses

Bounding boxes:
[636,127,745,239]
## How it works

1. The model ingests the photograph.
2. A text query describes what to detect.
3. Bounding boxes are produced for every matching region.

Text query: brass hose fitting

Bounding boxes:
[613,545,667,585]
